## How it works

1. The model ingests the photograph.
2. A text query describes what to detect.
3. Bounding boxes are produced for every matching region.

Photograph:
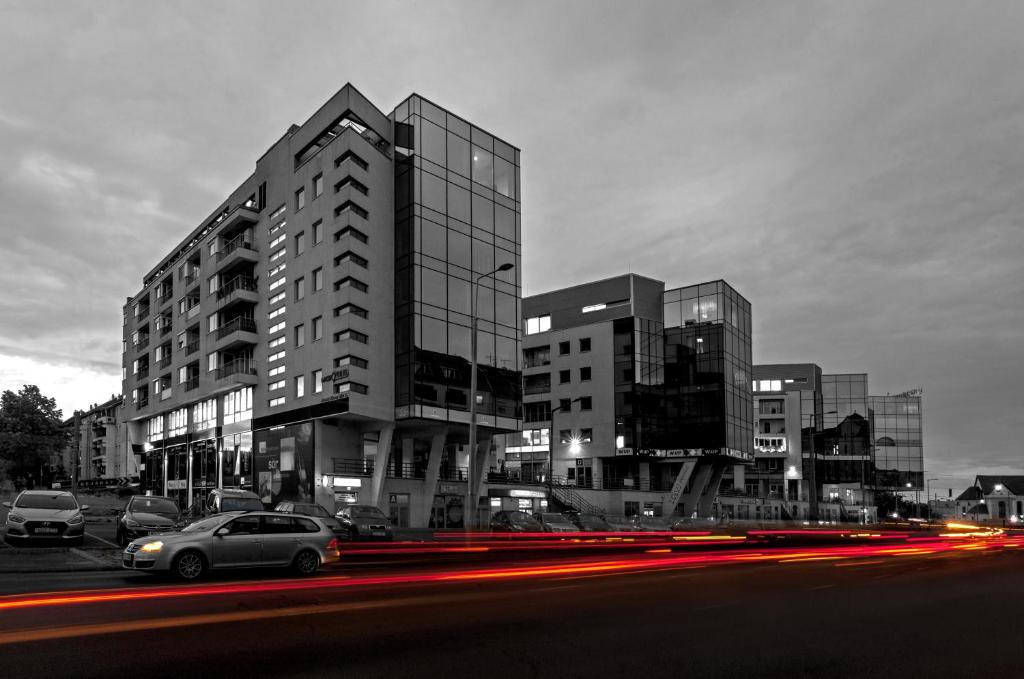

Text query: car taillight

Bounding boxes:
[326,537,339,553]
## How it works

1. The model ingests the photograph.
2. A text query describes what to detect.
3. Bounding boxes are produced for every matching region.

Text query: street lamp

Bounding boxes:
[926,477,939,520]
[466,262,514,530]
[806,405,837,523]
[548,398,584,506]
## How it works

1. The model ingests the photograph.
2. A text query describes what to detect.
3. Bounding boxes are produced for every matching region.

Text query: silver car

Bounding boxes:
[122,511,340,579]
[3,490,89,545]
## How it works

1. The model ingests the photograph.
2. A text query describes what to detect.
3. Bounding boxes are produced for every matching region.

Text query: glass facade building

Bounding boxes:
[391,95,522,427]
[869,394,923,490]
[816,374,873,489]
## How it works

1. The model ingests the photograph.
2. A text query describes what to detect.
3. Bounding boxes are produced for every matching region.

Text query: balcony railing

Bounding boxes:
[215,316,257,340]
[136,367,149,381]
[134,338,150,352]
[215,358,257,381]
[184,273,199,288]
[216,275,258,302]
[332,459,375,476]
[216,234,257,262]
[135,307,150,323]
[185,339,200,356]
[135,397,149,410]
[157,355,173,370]
[159,388,172,401]
[183,376,199,392]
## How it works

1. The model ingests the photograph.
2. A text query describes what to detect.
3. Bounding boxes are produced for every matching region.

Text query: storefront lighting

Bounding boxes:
[333,477,362,488]
[569,436,582,454]
[490,498,501,508]
[616,435,625,449]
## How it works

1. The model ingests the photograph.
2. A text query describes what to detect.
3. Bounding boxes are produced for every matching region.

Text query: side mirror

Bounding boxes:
[1,502,10,509]
[80,505,91,511]
[214,527,227,537]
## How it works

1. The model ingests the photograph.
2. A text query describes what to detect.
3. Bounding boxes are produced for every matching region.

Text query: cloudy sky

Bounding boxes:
[1,0,1021,493]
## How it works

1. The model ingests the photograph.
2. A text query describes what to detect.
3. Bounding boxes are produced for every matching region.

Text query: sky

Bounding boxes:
[1,0,1021,494]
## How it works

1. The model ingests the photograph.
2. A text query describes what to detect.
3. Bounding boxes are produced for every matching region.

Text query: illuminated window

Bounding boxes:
[313,369,323,393]
[269,380,286,391]
[269,397,286,408]
[268,365,286,377]
[268,350,286,362]
[525,315,551,335]
[295,375,305,398]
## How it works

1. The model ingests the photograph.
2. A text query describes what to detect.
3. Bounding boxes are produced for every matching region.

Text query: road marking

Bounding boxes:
[85,532,120,549]
[69,548,109,566]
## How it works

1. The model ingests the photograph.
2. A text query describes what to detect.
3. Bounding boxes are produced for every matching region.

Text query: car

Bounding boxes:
[490,510,543,532]
[634,515,673,532]
[2,490,89,546]
[533,512,579,533]
[122,511,340,580]
[274,501,344,534]
[334,504,394,540]
[116,495,183,546]
[572,513,612,532]
[603,515,638,532]
[202,488,264,517]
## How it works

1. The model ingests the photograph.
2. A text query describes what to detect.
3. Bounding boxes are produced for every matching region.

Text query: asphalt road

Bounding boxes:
[0,538,1021,679]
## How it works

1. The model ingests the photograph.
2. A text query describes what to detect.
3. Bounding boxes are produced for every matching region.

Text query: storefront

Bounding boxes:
[253,422,315,509]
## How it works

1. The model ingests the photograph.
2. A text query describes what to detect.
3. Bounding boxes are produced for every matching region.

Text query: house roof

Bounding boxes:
[975,476,1024,496]
[965,503,989,515]
[955,486,983,502]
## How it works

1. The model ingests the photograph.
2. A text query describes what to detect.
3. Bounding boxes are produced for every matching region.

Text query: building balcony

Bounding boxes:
[134,338,150,353]
[136,367,150,381]
[135,307,150,324]
[213,317,258,350]
[159,387,172,401]
[157,355,173,370]
[183,376,199,392]
[218,204,260,235]
[215,275,259,308]
[214,358,257,385]
[185,339,200,357]
[135,397,149,410]
[216,236,258,270]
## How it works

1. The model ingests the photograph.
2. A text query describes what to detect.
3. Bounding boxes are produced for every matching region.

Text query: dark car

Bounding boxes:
[634,515,673,532]
[490,510,543,532]
[3,490,89,546]
[334,505,394,540]
[274,501,343,534]
[116,495,183,546]
[533,512,578,533]
[572,513,612,532]
[203,489,263,517]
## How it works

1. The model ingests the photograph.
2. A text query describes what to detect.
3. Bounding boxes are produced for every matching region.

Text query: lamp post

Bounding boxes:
[467,262,514,530]
[806,404,836,524]
[926,477,939,520]
[548,398,583,507]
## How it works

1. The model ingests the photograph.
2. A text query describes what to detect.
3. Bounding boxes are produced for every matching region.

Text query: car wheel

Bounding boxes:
[292,549,320,576]
[173,551,206,580]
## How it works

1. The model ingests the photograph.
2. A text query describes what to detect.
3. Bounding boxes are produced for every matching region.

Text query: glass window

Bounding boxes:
[295,231,305,255]
[495,291,516,328]
[312,220,323,244]
[472,193,493,232]
[313,267,323,291]
[312,316,323,341]
[447,133,471,177]
[313,174,323,198]
[580,338,591,352]
[295,187,305,211]
[559,370,571,384]
[420,219,446,261]
[494,155,515,198]
[421,267,447,308]
[472,237,494,274]
[421,120,446,166]
[580,397,592,411]
[448,276,471,315]
[295,375,305,398]
[471,146,493,187]
[448,230,471,269]
[448,323,471,360]
[295,277,305,300]
[447,183,471,223]
[581,367,592,381]
[421,171,446,213]
[313,369,323,393]
[559,341,570,355]
[495,204,515,240]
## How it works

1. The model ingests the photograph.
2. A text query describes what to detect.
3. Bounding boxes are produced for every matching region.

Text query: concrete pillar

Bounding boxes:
[368,425,395,509]
[472,438,490,505]
[732,464,745,490]
[666,459,698,517]
[696,464,727,517]
[416,429,448,528]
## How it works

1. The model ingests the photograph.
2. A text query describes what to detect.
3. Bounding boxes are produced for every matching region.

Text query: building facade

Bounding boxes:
[505,274,753,519]
[869,391,923,490]
[122,84,521,527]
[60,396,135,486]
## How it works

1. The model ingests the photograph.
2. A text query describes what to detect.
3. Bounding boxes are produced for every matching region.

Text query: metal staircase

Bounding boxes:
[551,484,605,516]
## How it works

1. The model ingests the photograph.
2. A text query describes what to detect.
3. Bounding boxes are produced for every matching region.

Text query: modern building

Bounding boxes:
[869,391,923,490]
[503,274,753,519]
[122,84,521,527]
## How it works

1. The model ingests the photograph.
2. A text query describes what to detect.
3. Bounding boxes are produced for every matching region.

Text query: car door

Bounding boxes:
[259,514,299,566]
[209,515,262,568]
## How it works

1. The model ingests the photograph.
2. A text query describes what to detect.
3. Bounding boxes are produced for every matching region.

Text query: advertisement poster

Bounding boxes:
[253,422,314,507]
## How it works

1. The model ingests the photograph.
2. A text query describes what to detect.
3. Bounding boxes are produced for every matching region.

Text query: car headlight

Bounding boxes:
[125,518,140,528]
[140,541,164,553]
[8,513,26,523]
[68,514,84,525]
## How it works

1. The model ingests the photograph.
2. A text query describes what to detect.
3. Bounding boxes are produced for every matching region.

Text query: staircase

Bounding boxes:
[551,484,605,516]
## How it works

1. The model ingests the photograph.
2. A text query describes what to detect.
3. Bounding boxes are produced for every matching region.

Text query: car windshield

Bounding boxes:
[15,494,77,510]
[222,498,263,512]
[541,513,572,524]
[508,512,534,523]
[130,498,178,514]
[351,506,386,519]
[182,516,224,533]
[293,504,331,518]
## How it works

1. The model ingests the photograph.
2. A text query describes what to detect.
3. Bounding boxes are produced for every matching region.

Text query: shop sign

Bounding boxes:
[166,479,186,490]
[616,447,634,456]
[321,394,347,403]
[438,482,461,495]
[326,369,350,382]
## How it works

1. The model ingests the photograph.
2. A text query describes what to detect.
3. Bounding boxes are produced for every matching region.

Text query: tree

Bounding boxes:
[0,385,67,484]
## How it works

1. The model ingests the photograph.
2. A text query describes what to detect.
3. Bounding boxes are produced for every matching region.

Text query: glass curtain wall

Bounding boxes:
[392,95,522,423]
[818,374,873,488]
[869,395,923,489]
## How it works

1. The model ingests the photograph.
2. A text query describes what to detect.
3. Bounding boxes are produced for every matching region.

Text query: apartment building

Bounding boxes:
[123,84,521,527]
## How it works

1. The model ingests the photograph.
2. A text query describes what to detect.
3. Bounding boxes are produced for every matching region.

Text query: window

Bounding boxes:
[268,350,286,362]
[334,276,368,293]
[313,369,323,394]
[334,329,368,344]
[335,251,368,268]
[268,263,287,277]
[313,267,323,291]
[269,336,286,348]
[559,341,570,356]
[192,399,217,431]
[295,375,305,398]
[268,204,287,221]
[335,303,368,319]
[335,355,368,369]
[334,382,369,395]
[580,397,592,411]
[268,306,286,320]
[580,428,593,443]
[269,380,286,391]
[223,387,253,424]
[313,174,323,198]
[270,248,286,262]
[207,352,218,372]
[268,321,285,334]
[335,175,369,195]
[295,231,305,256]
[269,397,285,408]
[269,233,286,249]
[525,315,551,335]
[269,277,286,291]
[523,345,551,368]
[312,220,323,245]
[523,401,551,422]
[268,218,287,236]
[295,187,305,211]
[334,200,368,219]
[312,316,323,341]
[268,365,286,377]
[559,369,571,384]
[559,398,571,412]
[295,277,305,300]
[295,324,305,347]
[335,225,368,244]
[559,430,573,444]
[269,291,286,305]
[336,149,369,171]
[580,338,591,353]
[580,367,592,382]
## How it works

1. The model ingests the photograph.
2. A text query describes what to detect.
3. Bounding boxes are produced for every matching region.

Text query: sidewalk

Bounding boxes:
[0,547,121,573]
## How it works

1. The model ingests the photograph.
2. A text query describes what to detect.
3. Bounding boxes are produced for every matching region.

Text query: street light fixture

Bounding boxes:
[548,397,584,507]
[926,477,939,520]
[466,262,515,530]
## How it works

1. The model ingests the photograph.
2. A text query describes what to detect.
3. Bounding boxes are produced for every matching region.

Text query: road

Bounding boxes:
[0,534,1021,678]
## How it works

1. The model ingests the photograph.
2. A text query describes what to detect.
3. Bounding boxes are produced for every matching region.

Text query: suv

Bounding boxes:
[203,489,263,517]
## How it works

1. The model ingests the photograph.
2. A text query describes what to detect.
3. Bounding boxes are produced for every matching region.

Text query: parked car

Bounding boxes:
[122,511,340,580]
[274,501,343,534]
[116,495,183,546]
[202,489,264,517]
[490,510,543,532]
[2,490,89,546]
[334,504,394,540]
[533,512,579,533]
[603,515,637,532]
[634,515,673,532]
[572,513,612,532]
